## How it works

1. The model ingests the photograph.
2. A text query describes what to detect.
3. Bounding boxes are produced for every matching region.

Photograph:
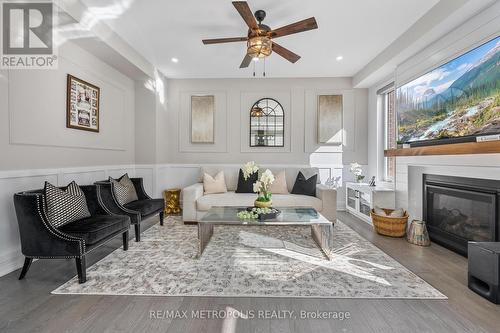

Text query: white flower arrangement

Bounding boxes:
[254,169,275,202]
[350,162,365,183]
[242,161,259,180]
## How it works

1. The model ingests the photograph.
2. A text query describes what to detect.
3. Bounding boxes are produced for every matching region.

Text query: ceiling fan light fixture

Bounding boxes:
[247,36,272,59]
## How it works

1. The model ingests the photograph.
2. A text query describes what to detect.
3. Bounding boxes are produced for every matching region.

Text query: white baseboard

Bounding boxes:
[0,249,24,277]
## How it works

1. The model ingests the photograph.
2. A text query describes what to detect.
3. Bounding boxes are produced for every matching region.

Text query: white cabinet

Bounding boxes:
[345,182,395,223]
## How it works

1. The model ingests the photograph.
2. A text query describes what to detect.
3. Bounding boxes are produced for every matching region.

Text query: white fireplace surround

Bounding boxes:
[396,155,500,222]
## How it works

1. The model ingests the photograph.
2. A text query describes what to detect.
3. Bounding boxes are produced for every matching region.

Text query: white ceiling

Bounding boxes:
[79,0,440,78]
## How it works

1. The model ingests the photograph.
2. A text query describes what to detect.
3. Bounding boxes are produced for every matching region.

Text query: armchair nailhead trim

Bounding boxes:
[31,193,85,256]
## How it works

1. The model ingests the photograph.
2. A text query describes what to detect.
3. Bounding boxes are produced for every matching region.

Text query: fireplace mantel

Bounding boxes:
[385,141,500,157]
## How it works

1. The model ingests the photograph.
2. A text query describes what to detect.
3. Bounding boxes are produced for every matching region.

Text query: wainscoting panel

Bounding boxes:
[134,166,155,196]
[0,173,59,277]
[0,165,136,277]
[0,163,348,277]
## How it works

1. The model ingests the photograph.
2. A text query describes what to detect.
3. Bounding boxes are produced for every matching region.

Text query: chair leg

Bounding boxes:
[123,230,129,251]
[76,257,86,284]
[18,257,33,280]
[159,211,165,226]
[134,224,141,242]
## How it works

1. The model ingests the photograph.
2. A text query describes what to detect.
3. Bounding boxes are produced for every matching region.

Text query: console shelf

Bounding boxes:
[384,141,500,157]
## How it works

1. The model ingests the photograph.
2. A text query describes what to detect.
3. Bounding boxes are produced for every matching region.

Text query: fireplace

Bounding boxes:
[423,174,500,256]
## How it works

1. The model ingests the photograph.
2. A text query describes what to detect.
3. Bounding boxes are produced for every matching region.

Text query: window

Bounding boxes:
[249,98,284,147]
[383,89,396,181]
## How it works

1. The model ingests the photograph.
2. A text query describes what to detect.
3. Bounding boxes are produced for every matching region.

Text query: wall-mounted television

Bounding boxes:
[397,36,500,147]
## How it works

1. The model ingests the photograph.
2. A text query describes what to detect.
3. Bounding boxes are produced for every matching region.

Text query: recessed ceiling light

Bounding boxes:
[171,57,179,63]
[336,55,343,61]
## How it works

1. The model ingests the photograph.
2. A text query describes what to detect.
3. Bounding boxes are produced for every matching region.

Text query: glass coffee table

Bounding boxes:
[198,206,335,260]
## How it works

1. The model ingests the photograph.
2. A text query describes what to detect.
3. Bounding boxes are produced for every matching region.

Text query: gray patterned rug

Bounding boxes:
[52,217,446,299]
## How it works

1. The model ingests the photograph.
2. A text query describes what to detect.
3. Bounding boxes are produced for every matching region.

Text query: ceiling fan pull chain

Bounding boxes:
[253,59,256,77]
[263,58,266,77]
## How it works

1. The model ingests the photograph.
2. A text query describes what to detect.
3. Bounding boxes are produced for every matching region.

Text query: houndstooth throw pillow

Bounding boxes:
[110,174,138,206]
[44,181,91,228]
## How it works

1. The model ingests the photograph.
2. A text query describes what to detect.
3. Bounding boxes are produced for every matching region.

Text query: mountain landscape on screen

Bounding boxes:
[397,36,500,143]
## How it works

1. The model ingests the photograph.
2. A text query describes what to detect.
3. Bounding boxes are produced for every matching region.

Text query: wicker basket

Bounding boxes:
[370,208,408,237]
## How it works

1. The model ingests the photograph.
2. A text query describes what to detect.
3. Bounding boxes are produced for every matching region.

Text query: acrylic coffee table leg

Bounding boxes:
[311,223,334,260]
[198,222,214,258]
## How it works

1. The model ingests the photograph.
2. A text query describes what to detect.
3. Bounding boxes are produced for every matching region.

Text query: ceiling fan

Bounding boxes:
[202,1,318,68]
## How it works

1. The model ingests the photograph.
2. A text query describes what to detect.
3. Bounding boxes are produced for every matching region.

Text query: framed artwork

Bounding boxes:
[191,95,215,143]
[317,94,343,144]
[66,74,100,132]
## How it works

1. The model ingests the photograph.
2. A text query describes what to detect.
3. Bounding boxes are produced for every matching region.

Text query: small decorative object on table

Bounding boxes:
[350,162,365,183]
[370,207,408,237]
[163,188,182,215]
[407,219,430,246]
[237,207,281,221]
[368,176,376,187]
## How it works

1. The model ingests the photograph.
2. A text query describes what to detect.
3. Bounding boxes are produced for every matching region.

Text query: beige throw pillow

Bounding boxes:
[203,171,227,194]
[269,170,289,194]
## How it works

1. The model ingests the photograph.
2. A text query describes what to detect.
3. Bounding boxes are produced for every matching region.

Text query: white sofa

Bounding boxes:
[182,165,337,222]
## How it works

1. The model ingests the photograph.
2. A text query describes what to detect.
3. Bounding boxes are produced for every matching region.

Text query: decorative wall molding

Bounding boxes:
[178,90,229,153]
[304,89,356,153]
[7,43,134,152]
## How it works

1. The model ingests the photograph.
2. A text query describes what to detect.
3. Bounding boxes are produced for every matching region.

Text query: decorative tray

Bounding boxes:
[245,207,281,221]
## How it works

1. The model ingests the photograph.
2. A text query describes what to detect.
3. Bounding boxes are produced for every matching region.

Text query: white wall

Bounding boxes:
[367,2,500,216]
[161,77,368,166]
[1,41,136,170]
[158,78,369,210]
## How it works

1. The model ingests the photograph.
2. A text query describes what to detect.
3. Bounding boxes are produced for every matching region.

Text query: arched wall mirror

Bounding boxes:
[249,98,284,147]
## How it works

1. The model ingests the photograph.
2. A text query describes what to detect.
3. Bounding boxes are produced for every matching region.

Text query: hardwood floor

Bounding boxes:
[0,213,498,333]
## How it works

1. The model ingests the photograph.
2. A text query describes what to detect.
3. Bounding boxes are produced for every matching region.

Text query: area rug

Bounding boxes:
[52,217,446,299]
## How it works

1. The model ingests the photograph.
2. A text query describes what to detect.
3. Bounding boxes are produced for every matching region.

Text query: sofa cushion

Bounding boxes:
[59,215,130,245]
[269,170,288,194]
[291,172,318,197]
[124,199,164,217]
[198,165,320,192]
[110,174,138,205]
[196,191,322,212]
[235,169,258,193]
[203,171,228,194]
[44,181,91,228]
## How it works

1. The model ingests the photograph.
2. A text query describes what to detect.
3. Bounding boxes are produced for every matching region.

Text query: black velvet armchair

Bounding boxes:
[95,177,164,242]
[13,185,131,284]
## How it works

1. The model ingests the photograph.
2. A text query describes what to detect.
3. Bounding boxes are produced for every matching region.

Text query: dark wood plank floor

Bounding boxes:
[0,212,498,333]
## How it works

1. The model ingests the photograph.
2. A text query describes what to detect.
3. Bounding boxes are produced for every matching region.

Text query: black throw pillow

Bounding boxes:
[291,172,317,197]
[235,169,258,193]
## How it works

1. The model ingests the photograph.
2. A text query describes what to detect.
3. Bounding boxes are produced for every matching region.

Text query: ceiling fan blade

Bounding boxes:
[270,17,318,38]
[240,54,253,68]
[272,42,301,63]
[202,37,248,44]
[232,1,259,30]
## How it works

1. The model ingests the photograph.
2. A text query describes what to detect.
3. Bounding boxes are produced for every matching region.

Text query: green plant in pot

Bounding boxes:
[253,169,275,208]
